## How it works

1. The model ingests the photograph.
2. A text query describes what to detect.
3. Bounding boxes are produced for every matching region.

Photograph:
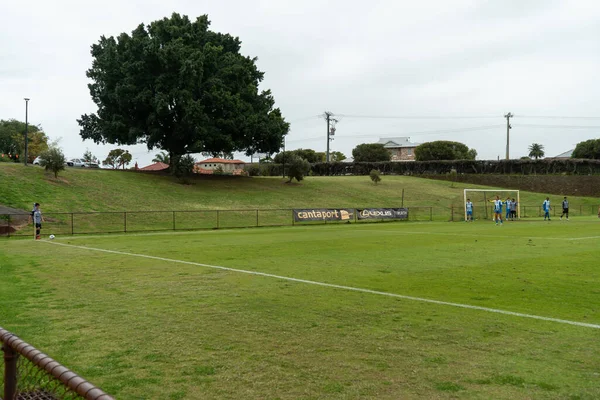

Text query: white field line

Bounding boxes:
[48,241,600,330]
[47,225,600,242]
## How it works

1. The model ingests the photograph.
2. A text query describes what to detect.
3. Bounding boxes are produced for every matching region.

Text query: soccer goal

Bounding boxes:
[463,189,521,221]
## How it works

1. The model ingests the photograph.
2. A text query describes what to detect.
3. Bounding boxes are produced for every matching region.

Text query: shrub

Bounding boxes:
[287,155,311,182]
[370,169,381,184]
[213,165,225,175]
[244,164,261,177]
[39,146,66,178]
[173,154,196,183]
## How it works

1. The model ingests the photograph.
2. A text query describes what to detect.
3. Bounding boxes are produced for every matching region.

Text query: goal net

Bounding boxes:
[463,189,520,221]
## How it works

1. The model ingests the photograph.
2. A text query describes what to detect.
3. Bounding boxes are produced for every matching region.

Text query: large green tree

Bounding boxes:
[414,141,476,161]
[572,139,600,159]
[352,143,391,162]
[0,119,48,162]
[78,13,289,169]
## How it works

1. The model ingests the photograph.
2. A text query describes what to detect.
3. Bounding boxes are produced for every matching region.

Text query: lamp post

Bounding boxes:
[24,98,30,165]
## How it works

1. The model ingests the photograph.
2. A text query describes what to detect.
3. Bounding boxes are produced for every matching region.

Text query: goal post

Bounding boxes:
[463,189,520,221]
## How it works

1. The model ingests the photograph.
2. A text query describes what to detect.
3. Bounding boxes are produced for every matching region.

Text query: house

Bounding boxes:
[140,162,169,171]
[378,137,420,161]
[195,158,246,175]
[547,149,574,160]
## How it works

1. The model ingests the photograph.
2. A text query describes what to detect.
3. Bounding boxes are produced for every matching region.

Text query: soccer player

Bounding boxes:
[29,203,44,240]
[489,195,503,225]
[543,197,551,221]
[511,198,518,220]
[560,197,569,221]
[505,197,512,221]
[465,198,474,222]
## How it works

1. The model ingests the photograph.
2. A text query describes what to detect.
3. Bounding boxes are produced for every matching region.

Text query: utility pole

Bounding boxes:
[323,111,337,163]
[24,98,30,165]
[504,112,513,160]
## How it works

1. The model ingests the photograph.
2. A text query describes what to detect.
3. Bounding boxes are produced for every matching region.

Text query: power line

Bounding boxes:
[516,115,600,119]
[337,114,501,120]
[517,124,600,129]
[285,125,504,143]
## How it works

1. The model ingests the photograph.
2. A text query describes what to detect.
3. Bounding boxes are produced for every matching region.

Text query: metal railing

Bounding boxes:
[1,327,113,400]
[1,205,598,237]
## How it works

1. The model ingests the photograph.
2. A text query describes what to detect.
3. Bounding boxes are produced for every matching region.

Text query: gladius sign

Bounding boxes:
[357,208,408,220]
[293,209,354,222]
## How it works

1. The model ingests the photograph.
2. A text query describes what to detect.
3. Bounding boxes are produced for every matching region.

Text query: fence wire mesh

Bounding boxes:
[1,205,599,238]
[1,328,113,400]
[8,355,83,400]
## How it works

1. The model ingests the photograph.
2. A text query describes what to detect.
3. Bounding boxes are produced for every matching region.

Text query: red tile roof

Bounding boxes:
[140,162,169,171]
[197,158,246,164]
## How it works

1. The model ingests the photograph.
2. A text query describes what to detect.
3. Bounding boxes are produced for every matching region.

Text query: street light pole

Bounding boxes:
[24,98,30,165]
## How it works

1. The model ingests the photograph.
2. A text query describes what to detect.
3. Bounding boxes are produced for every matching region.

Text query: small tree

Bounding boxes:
[330,151,347,162]
[287,155,310,182]
[118,150,132,169]
[82,149,99,164]
[414,141,476,161]
[572,139,600,159]
[528,143,545,160]
[103,149,125,169]
[352,144,391,162]
[369,169,381,185]
[174,154,196,183]
[152,151,170,164]
[39,145,66,178]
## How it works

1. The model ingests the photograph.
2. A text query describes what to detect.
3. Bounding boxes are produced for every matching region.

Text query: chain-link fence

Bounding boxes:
[0,327,113,400]
[2,205,599,237]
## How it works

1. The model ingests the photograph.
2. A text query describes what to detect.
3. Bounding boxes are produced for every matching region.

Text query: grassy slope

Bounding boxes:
[1,222,599,399]
[1,164,599,213]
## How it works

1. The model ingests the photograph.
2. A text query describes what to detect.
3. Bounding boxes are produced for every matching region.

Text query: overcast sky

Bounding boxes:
[1,0,600,166]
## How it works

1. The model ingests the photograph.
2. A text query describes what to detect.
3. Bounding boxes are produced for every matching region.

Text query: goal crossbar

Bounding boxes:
[463,189,521,221]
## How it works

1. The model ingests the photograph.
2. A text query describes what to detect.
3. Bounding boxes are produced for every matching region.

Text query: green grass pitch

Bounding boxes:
[1,219,599,399]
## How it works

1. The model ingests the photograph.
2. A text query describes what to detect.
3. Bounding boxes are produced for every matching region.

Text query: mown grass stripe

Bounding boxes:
[48,241,600,330]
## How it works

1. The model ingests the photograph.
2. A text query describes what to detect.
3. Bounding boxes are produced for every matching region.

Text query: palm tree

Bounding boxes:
[152,151,170,164]
[528,143,545,160]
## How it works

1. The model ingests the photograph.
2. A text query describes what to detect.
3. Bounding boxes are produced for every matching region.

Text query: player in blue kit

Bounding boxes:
[465,199,474,222]
[543,197,551,221]
[489,195,503,225]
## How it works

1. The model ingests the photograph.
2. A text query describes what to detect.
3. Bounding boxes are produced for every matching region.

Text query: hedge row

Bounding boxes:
[248,159,600,176]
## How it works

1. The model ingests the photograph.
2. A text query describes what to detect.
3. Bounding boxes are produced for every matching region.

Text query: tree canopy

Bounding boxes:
[78,13,289,168]
[528,143,545,160]
[274,149,321,164]
[352,143,391,162]
[0,119,48,162]
[572,139,600,159]
[414,141,476,161]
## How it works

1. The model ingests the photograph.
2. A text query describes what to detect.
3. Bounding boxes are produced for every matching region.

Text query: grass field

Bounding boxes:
[1,219,599,399]
[1,163,599,214]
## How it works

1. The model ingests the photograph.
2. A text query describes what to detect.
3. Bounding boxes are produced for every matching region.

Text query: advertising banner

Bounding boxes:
[356,208,408,220]
[293,209,354,222]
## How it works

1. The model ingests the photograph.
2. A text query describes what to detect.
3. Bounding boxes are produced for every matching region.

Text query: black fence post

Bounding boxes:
[3,342,18,400]
[7,214,10,238]
[451,206,454,222]
[216,210,220,229]
[124,212,127,233]
[71,213,74,235]
[256,210,259,227]
[173,211,176,231]
[292,209,295,226]
[430,207,433,221]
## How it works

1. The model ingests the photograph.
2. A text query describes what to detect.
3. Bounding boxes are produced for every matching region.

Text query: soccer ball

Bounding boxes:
[49,234,55,240]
